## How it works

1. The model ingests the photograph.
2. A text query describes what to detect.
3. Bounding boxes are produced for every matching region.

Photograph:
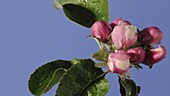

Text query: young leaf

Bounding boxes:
[92,49,109,62]
[70,58,84,65]
[119,77,140,96]
[57,0,109,28]
[28,60,72,96]
[56,59,109,96]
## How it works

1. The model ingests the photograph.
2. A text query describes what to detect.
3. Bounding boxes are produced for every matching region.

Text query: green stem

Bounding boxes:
[94,38,104,49]
[118,74,126,81]
[127,70,131,78]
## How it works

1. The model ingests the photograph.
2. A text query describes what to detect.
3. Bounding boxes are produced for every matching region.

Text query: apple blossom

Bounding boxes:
[107,50,130,74]
[145,45,166,64]
[127,47,145,63]
[139,26,163,45]
[110,18,131,28]
[91,20,112,42]
[111,25,138,49]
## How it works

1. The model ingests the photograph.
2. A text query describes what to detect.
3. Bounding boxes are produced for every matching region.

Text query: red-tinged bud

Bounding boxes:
[110,18,131,28]
[145,45,166,64]
[107,50,130,74]
[91,20,112,42]
[139,26,163,45]
[111,25,138,49]
[127,47,145,63]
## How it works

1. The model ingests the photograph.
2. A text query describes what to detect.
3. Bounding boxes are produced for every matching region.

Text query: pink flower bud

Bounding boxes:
[145,45,166,64]
[91,20,112,42]
[139,26,163,45]
[107,50,130,74]
[127,47,145,63]
[111,25,138,49]
[110,18,131,28]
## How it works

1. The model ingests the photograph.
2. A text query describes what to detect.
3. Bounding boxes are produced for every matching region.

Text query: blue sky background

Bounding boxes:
[0,0,169,96]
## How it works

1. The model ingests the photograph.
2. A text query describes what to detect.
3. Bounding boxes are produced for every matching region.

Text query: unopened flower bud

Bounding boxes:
[111,25,138,49]
[145,45,166,64]
[139,26,163,45]
[110,18,131,28]
[107,50,130,74]
[91,20,112,42]
[127,47,145,63]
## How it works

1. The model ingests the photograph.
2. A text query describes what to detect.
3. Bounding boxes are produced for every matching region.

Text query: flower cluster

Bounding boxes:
[91,18,166,74]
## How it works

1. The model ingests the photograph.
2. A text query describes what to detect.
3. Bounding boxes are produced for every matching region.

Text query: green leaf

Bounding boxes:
[58,0,109,27]
[119,77,140,96]
[28,60,72,96]
[92,49,109,63]
[95,63,107,67]
[70,58,83,65]
[62,4,96,28]
[81,77,109,96]
[56,59,109,96]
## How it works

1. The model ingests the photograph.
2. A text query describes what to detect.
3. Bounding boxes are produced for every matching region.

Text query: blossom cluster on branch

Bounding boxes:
[91,18,166,74]
[28,1,167,95]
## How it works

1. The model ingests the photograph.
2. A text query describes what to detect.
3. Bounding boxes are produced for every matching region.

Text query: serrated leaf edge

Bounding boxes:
[28,60,72,95]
